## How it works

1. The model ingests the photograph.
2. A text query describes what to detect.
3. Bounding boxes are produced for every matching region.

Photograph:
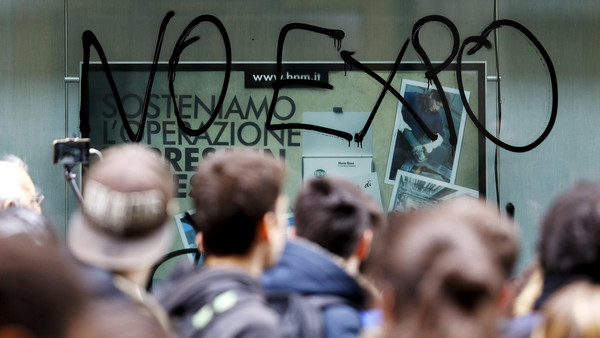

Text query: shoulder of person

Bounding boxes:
[322,302,362,338]
[197,293,281,338]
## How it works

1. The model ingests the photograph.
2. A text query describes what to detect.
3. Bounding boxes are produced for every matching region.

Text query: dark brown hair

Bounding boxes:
[376,209,503,338]
[418,89,442,110]
[191,149,285,257]
[437,197,519,279]
[0,235,85,338]
[538,181,600,278]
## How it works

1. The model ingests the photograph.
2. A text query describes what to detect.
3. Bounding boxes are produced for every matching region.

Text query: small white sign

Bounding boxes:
[302,156,373,181]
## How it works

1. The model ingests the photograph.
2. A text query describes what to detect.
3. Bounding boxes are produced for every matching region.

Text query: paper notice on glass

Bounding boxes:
[347,172,383,207]
[303,156,373,180]
[302,111,373,156]
[389,170,478,212]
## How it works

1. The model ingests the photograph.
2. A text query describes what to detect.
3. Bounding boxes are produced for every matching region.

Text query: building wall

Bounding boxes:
[1,0,597,271]
[0,1,69,237]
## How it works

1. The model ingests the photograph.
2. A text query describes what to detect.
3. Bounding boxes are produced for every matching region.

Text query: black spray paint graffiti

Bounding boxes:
[457,19,558,152]
[79,11,558,153]
[169,15,231,137]
[266,23,349,143]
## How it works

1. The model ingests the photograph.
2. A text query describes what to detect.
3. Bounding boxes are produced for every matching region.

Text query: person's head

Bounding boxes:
[533,281,600,338]
[294,177,375,261]
[423,89,443,113]
[0,207,58,245]
[538,181,600,280]
[437,197,519,279]
[375,209,503,338]
[436,197,520,316]
[0,160,43,213]
[0,235,86,338]
[68,143,176,277]
[191,149,287,267]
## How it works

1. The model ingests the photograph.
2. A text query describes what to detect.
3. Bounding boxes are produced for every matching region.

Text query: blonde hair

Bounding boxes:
[534,281,600,338]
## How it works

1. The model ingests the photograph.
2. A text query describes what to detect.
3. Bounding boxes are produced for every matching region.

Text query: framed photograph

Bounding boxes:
[385,79,469,185]
[388,170,478,212]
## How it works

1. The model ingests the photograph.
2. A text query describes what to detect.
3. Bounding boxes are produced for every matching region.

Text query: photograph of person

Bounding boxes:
[388,169,478,212]
[385,79,469,184]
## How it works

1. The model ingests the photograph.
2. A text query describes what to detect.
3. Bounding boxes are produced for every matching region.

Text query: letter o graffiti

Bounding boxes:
[456,19,558,153]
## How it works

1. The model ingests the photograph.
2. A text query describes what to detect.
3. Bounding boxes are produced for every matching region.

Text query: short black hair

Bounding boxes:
[192,150,285,257]
[539,181,600,278]
[294,177,371,259]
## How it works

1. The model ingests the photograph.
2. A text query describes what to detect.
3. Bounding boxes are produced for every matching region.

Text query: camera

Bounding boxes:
[52,138,90,165]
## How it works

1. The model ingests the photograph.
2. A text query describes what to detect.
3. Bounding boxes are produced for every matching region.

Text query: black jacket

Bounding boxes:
[261,239,366,338]
[156,266,281,338]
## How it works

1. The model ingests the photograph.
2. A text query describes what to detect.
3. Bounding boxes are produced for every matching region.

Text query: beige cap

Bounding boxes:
[68,143,176,271]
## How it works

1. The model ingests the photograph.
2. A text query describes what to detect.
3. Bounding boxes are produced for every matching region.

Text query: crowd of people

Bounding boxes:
[0,144,599,338]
